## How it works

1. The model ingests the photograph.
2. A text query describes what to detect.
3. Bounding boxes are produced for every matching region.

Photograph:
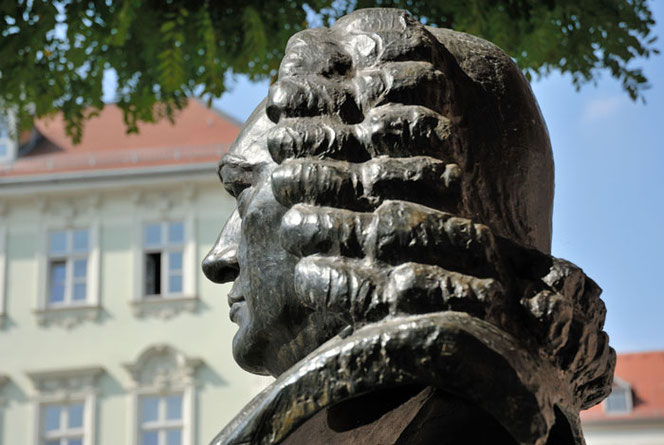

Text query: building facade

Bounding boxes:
[5,101,664,445]
[582,351,664,445]
[0,102,270,445]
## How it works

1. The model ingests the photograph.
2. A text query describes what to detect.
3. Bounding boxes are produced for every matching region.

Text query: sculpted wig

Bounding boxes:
[266,8,554,253]
[266,7,612,409]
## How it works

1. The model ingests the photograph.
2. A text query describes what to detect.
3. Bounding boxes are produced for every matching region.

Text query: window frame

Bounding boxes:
[138,393,184,445]
[46,229,90,307]
[131,212,197,319]
[41,401,86,445]
[142,221,185,298]
[27,367,103,445]
[124,345,201,445]
[35,217,101,327]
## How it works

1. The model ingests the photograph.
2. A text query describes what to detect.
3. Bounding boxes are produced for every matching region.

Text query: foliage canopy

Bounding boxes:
[0,0,658,142]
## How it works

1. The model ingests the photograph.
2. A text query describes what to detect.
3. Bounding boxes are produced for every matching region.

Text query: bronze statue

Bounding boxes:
[203,8,615,445]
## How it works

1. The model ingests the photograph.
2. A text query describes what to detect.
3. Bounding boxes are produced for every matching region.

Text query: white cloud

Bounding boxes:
[582,96,624,123]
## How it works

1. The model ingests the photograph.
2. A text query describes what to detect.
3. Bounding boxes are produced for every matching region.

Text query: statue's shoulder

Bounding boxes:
[211,312,584,445]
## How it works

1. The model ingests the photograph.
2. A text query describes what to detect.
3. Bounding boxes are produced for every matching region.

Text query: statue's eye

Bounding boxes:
[222,177,250,199]
[230,182,250,198]
[220,167,253,216]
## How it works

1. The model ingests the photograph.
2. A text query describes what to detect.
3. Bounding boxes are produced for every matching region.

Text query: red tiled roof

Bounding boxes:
[0,99,241,178]
[582,351,664,423]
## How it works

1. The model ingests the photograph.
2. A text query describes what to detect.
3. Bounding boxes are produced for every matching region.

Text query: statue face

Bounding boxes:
[203,102,286,375]
[203,102,339,376]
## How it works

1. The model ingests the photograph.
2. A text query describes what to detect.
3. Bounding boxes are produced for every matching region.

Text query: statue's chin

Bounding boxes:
[231,314,271,376]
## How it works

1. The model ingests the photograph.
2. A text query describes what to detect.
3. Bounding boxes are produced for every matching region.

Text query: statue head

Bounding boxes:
[203,13,611,429]
[203,8,555,376]
[204,9,615,444]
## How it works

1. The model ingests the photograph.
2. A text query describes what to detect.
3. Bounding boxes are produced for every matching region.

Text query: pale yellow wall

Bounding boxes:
[0,178,270,445]
[583,424,664,445]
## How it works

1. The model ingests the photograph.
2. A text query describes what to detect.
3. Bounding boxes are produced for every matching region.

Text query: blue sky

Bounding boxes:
[211,3,664,354]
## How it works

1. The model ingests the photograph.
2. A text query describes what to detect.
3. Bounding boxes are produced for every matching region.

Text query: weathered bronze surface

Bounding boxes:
[203,8,615,445]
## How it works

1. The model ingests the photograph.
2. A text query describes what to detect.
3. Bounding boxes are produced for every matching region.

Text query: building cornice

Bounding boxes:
[582,416,664,428]
[0,162,217,185]
[26,365,105,400]
[0,162,219,196]
[26,366,105,385]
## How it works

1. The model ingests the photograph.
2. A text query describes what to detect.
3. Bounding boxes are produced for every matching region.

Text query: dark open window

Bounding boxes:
[145,252,162,296]
[143,221,184,298]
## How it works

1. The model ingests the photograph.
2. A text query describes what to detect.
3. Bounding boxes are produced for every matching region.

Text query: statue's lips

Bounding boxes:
[229,294,246,322]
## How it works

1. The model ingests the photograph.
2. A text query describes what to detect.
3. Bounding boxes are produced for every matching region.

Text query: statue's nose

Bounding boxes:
[202,209,241,283]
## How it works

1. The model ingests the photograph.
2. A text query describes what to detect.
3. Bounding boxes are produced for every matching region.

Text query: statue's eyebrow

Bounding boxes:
[217,154,268,186]
[217,155,243,182]
[220,154,251,169]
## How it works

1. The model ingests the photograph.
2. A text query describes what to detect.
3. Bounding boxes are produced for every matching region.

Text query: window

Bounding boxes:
[47,229,89,306]
[143,222,184,297]
[27,367,103,445]
[125,345,201,445]
[41,402,85,445]
[132,215,196,318]
[139,394,183,445]
[604,382,633,415]
[35,211,100,327]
